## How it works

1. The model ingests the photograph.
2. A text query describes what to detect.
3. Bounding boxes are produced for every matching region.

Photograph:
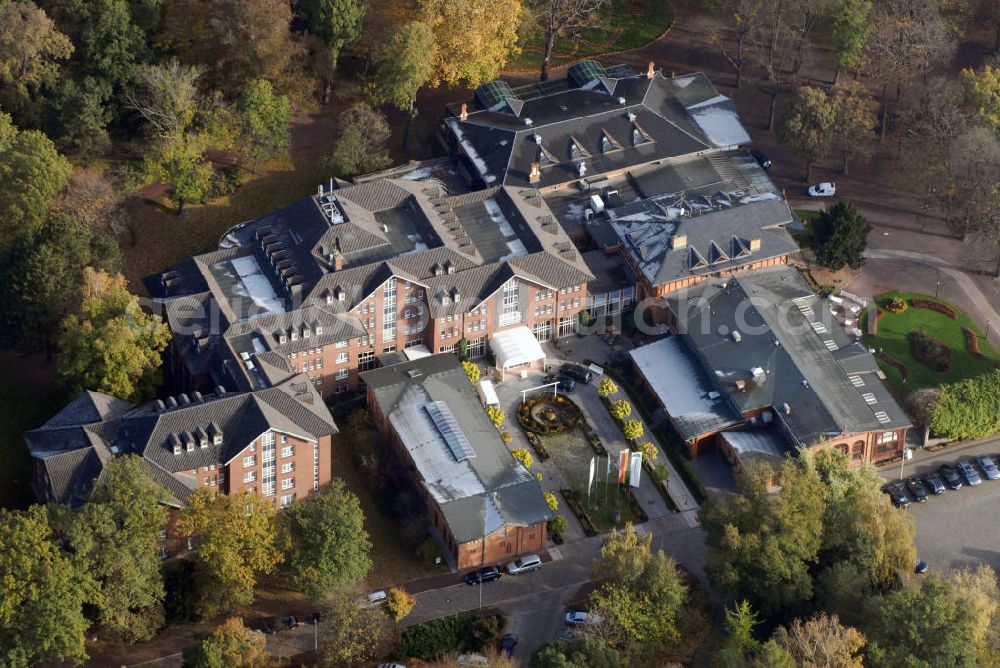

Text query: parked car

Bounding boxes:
[565,611,601,626]
[906,477,928,503]
[560,363,593,384]
[978,455,1000,481]
[359,590,387,608]
[922,472,946,495]
[378,664,408,668]
[464,566,502,585]
[957,458,982,486]
[884,482,911,508]
[938,464,963,490]
[280,616,299,630]
[260,617,279,634]
[915,559,929,574]
[507,554,542,575]
[499,634,519,657]
[807,182,836,197]
[557,377,577,393]
[456,655,488,666]
[750,148,772,169]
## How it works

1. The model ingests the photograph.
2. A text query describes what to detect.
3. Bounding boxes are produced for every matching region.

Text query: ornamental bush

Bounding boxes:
[511,447,534,470]
[622,419,644,442]
[463,360,480,384]
[544,492,559,511]
[927,369,1000,440]
[597,377,619,398]
[486,406,506,428]
[500,431,512,444]
[883,296,908,314]
[550,515,569,536]
[909,330,951,372]
[638,441,659,464]
[610,399,632,420]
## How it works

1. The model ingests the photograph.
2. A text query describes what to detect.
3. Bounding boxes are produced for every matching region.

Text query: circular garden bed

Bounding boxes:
[517,394,583,434]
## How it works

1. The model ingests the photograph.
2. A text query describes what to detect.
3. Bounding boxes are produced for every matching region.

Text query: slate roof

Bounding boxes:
[446,69,750,189]
[362,355,552,543]
[24,377,338,506]
[659,266,910,446]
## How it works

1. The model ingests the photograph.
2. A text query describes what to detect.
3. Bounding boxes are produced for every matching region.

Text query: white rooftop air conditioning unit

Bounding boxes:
[523,118,533,126]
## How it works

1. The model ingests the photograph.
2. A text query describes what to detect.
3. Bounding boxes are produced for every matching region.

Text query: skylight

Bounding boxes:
[425,401,476,462]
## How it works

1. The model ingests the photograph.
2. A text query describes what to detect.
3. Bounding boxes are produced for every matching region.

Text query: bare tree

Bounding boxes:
[710,0,766,90]
[943,127,1000,270]
[123,61,205,141]
[532,0,609,81]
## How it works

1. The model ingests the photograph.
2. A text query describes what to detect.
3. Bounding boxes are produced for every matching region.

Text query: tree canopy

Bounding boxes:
[235,79,291,166]
[58,267,170,401]
[371,21,436,114]
[777,85,839,182]
[328,102,391,178]
[418,0,522,87]
[812,200,872,270]
[284,479,372,598]
[182,617,269,668]
[300,0,367,70]
[531,635,622,668]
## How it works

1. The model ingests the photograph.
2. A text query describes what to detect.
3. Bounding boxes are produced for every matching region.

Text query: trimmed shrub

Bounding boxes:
[963,326,985,358]
[550,514,569,536]
[500,431,513,444]
[610,399,632,420]
[622,419,644,442]
[910,298,958,319]
[909,330,952,372]
[511,447,534,470]
[486,406,506,428]
[403,612,477,660]
[877,350,909,381]
[928,369,1000,440]
[462,361,480,384]
[637,441,659,464]
[544,492,559,512]
[597,377,619,398]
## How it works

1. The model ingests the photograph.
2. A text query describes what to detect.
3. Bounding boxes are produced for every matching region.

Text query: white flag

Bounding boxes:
[588,457,596,494]
[629,451,643,488]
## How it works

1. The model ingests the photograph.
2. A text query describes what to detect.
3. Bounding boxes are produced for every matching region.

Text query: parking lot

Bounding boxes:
[883,445,1000,574]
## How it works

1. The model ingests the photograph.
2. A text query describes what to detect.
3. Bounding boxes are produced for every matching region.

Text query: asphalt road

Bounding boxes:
[880,438,1000,575]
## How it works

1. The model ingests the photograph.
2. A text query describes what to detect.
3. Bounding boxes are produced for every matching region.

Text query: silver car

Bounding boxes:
[957,458,982,486]
[978,455,1000,481]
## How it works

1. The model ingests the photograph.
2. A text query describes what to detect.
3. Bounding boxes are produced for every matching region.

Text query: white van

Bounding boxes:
[477,379,500,409]
[506,554,542,575]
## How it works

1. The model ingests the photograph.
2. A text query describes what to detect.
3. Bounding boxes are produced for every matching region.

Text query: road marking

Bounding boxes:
[548,547,563,561]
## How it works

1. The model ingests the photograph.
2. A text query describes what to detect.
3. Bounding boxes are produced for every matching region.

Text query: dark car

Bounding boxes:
[978,455,1000,481]
[884,482,911,508]
[557,377,576,392]
[560,363,593,384]
[499,634,519,657]
[750,148,772,169]
[906,477,928,503]
[280,616,299,630]
[464,566,502,585]
[259,618,279,634]
[938,464,962,490]
[957,458,982,486]
[915,560,929,574]
[922,472,946,495]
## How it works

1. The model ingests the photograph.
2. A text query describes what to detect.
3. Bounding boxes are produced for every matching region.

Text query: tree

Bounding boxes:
[284,479,372,599]
[177,490,283,614]
[300,0,367,70]
[699,456,825,615]
[777,86,838,182]
[183,617,269,668]
[371,20,435,116]
[942,127,1000,266]
[812,201,872,270]
[45,76,112,156]
[0,1,73,125]
[531,0,608,81]
[863,575,979,667]
[622,419,643,442]
[766,614,865,667]
[637,442,658,465]
[550,514,568,536]
[235,79,291,167]
[0,505,94,667]
[58,268,170,401]
[948,566,1000,664]
[139,135,215,214]
[962,64,1000,132]
[124,60,204,142]
[544,492,559,511]
[486,406,506,428]
[384,586,415,622]
[834,83,878,175]
[719,599,761,665]
[328,102,392,178]
[319,591,389,666]
[64,456,168,642]
[511,447,534,470]
[0,212,121,351]
[711,0,766,90]
[0,111,72,247]
[830,0,871,83]
[463,360,481,384]
[610,399,632,420]
[597,377,618,398]
[418,0,522,87]
[531,635,621,668]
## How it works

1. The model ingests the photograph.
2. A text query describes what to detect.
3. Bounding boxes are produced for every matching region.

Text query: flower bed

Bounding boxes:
[883,296,908,314]
[963,326,985,358]
[910,298,958,320]
[909,330,952,372]
[560,489,598,537]
[877,350,909,381]
[517,394,583,434]
[522,430,550,462]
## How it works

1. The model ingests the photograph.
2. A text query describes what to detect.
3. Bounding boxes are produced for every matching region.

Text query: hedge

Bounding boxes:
[910,298,958,320]
[963,326,985,358]
[927,369,1000,440]
[403,612,478,660]
[877,350,909,381]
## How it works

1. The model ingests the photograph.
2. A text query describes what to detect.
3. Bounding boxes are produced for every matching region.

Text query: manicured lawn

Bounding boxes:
[538,427,599,491]
[862,291,1000,396]
[509,0,672,72]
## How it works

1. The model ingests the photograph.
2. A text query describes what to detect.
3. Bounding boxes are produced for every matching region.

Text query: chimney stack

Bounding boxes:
[331,249,344,271]
[670,233,688,249]
[529,162,541,184]
[749,237,762,251]
[647,61,655,79]
[459,103,468,121]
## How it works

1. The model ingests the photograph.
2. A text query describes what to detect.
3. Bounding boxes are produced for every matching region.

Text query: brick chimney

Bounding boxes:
[331,249,344,271]
[459,103,468,121]
[529,162,541,184]
[670,233,687,249]
[647,61,655,79]
[749,237,762,251]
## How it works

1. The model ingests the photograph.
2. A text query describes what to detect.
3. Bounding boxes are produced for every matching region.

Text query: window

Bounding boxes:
[243,470,257,483]
[382,278,397,342]
[280,493,296,507]
[499,278,521,327]
[359,350,376,371]
[158,529,167,541]
[557,316,577,338]
[336,352,348,364]
[335,368,349,380]
[336,340,348,348]
[280,434,287,444]
[313,442,320,491]
[219,472,225,484]
[282,477,295,490]
[261,431,276,497]
[533,320,553,342]
[877,431,898,444]
[467,337,487,359]
[282,462,295,474]
[281,445,294,458]
[243,455,256,468]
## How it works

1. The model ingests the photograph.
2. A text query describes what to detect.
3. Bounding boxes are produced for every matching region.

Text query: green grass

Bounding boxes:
[509,0,672,72]
[538,427,600,492]
[583,482,644,532]
[863,291,1000,397]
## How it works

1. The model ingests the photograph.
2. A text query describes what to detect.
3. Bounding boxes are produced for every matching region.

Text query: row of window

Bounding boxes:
[243,444,295,468]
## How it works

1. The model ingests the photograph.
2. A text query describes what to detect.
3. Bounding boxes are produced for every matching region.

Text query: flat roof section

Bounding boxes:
[211,254,287,321]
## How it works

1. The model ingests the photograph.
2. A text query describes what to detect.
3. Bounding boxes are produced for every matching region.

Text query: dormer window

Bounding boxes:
[303,328,310,340]
[200,437,208,448]
[291,330,299,341]
[570,141,582,160]
[173,443,182,455]
[278,332,287,345]
[185,441,194,452]
[325,293,334,305]
[213,434,223,445]
[315,325,323,336]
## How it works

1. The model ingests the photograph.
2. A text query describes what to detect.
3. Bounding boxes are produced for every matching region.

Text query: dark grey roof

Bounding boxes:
[720,428,793,471]
[582,249,636,295]
[361,355,552,543]
[42,391,132,428]
[446,70,750,189]
[663,266,910,445]
[24,377,338,506]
